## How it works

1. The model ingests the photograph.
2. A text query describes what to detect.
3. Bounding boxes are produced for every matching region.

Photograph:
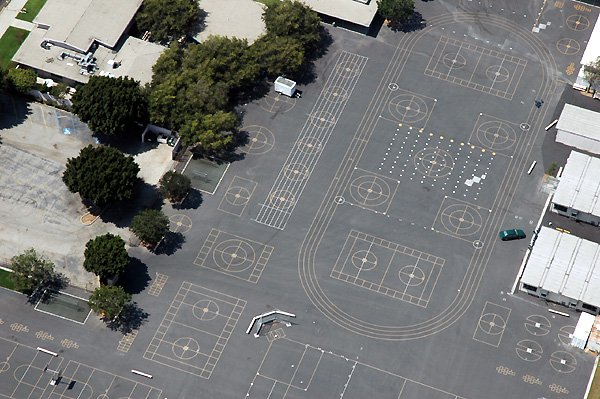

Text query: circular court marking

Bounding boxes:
[516,339,543,362]
[336,61,361,78]
[558,325,575,345]
[351,250,378,271]
[240,125,275,155]
[323,86,349,103]
[224,186,252,206]
[348,175,391,207]
[440,204,484,237]
[213,239,256,272]
[283,163,310,181]
[567,14,590,31]
[260,92,296,113]
[473,240,483,249]
[524,314,551,336]
[414,148,454,178]
[334,196,345,204]
[169,214,192,234]
[519,123,530,131]
[269,189,296,210]
[97,395,109,399]
[0,362,9,373]
[486,65,510,83]
[398,266,425,287]
[556,38,580,55]
[476,121,517,151]
[550,351,576,373]
[192,299,220,321]
[309,110,336,128]
[442,53,467,69]
[172,337,200,360]
[297,136,323,154]
[478,312,506,334]
[388,94,429,123]
[388,83,399,91]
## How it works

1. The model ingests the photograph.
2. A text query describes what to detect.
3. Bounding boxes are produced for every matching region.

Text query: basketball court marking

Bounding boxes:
[425,36,527,100]
[379,89,437,130]
[217,176,258,217]
[331,230,444,308]
[432,196,491,242]
[194,228,274,283]
[148,273,169,297]
[240,125,276,155]
[468,114,520,157]
[169,214,192,234]
[0,337,162,399]
[473,301,511,347]
[245,337,466,399]
[524,314,551,336]
[143,282,246,379]
[343,168,400,214]
[260,92,297,113]
[254,51,368,230]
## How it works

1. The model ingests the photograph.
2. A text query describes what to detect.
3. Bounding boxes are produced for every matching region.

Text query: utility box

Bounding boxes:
[274,76,297,97]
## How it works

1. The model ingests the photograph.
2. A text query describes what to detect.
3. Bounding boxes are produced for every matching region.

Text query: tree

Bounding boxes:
[7,68,36,93]
[71,76,148,136]
[159,171,191,202]
[10,248,55,294]
[130,209,170,246]
[376,0,415,25]
[251,35,305,78]
[49,82,70,99]
[584,57,600,89]
[135,0,201,44]
[84,234,130,281]
[262,0,322,52]
[179,110,237,150]
[88,285,132,320]
[62,145,140,208]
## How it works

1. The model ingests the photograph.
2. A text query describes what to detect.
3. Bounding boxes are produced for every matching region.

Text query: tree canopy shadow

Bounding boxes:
[119,257,151,295]
[0,93,33,130]
[174,188,203,210]
[99,181,162,228]
[389,12,426,33]
[26,273,70,305]
[104,302,149,334]
[154,231,185,256]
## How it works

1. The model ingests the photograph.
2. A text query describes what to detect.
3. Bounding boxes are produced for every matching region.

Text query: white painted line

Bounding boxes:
[584,356,599,399]
[37,347,58,357]
[545,119,558,131]
[548,309,569,317]
[131,369,153,379]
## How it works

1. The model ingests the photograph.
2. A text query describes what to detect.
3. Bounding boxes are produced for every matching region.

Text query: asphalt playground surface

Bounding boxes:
[0,1,598,398]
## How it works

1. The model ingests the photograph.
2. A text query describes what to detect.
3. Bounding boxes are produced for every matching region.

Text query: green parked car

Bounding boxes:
[499,229,526,241]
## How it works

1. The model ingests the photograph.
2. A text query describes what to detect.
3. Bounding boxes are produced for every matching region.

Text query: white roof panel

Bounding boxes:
[553,151,600,217]
[521,227,600,308]
[556,104,600,141]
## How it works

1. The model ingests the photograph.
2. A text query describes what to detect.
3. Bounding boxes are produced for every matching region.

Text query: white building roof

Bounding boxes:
[582,15,600,67]
[194,0,265,44]
[521,227,600,307]
[34,0,143,52]
[556,104,600,141]
[303,0,378,28]
[553,151,600,217]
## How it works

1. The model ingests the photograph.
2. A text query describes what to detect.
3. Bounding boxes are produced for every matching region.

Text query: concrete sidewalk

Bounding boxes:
[0,0,31,39]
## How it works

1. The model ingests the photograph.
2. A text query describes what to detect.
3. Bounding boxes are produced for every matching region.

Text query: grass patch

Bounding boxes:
[0,269,15,291]
[0,27,29,70]
[588,361,600,399]
[15,0,47,22]
[254,0,281,6]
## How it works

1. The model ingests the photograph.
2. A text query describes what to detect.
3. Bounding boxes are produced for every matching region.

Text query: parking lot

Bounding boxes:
[0,1,598,398]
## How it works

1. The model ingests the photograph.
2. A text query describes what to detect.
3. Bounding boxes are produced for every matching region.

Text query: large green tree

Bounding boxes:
[130,209,170,246]
[584,56,600,88]
[83,234,130,281]
[250,35,305,78]
[179,110,237,150]
[10,248,55,294]
[71,76,148,136]
[88,285,132,320]
[7,68,36,93]
[135,0,201,44]
[159,170,191,202]
[262,0,321,52]
[376,0,415,24]
[62,145,140,207]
